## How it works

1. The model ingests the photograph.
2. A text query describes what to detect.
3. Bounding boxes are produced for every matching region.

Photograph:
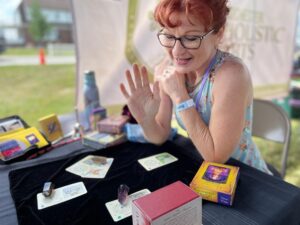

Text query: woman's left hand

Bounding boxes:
[157,66,189,103]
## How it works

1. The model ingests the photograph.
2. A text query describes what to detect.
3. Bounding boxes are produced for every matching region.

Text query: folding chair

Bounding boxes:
[252,99,291,178]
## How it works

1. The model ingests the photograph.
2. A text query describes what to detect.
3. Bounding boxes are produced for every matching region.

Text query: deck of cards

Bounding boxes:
[82,131,127,149]
[65,155,114,179]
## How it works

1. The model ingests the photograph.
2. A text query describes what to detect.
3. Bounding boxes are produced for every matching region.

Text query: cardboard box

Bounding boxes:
[190,161,240,206]
[97,115,129,134]
[89,106,107,131]
[132,181,202,225]
[38,114,63,142]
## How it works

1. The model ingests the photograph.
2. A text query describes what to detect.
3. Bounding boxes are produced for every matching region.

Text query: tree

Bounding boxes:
[28,0,51,46]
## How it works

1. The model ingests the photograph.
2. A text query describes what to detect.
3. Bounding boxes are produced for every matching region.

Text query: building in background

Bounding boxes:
[0,0,23,46]
[0,0,73,46]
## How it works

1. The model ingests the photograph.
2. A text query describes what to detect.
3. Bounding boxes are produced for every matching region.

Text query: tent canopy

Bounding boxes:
[71,0,299,109]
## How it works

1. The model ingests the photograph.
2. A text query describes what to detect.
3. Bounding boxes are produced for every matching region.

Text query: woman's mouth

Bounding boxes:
[175,57,192,66]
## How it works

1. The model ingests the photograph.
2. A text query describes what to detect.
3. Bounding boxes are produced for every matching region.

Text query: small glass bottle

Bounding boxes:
[83,70,100,130]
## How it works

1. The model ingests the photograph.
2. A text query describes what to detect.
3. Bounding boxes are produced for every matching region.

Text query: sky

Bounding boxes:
[0,0,22,25]
[297,12,300,46]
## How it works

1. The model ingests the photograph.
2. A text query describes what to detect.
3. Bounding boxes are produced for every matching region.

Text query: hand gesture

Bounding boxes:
[158,66,190,103]
[120,64,160,124]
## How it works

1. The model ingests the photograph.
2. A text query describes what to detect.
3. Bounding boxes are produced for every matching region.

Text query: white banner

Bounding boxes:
[72,0,299,109]
[222,0,299,95]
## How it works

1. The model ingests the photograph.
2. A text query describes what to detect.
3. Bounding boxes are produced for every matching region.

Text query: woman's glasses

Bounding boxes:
[157,29,214,49]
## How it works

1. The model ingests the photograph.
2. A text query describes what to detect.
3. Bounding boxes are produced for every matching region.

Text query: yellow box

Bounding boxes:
[39,114,63,142]
[189,161,239,206]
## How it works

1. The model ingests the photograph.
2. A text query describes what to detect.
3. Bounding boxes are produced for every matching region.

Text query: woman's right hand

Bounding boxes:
[120,64,160,125]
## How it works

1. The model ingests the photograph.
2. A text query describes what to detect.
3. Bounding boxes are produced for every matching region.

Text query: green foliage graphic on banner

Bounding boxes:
[125,0,142,65]
[125,0,153,79]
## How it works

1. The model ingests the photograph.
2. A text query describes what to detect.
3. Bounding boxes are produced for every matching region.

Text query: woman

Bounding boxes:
[120,0,271,174]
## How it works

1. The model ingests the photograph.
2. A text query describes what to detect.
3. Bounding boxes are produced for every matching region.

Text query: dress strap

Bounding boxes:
[195,51,219,110]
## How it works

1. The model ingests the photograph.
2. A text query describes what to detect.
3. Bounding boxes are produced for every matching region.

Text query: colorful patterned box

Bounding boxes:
[97,115,129,134]
[132,181,202,225]
[190,161,240,206]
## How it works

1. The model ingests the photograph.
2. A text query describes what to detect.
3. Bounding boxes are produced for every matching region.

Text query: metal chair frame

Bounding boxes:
[252,99,291,178]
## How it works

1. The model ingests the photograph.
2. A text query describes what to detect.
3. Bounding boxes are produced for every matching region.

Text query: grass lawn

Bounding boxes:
[0,64,76,125]
[2,47,45,56]
[254,121,300,187]
[2,47,74,56]
[1,64,300,188]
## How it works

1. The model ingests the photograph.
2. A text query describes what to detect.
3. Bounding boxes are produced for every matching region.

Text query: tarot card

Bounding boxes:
[37,182,87,210]
[65,155,113,178]
[105,189,151,222]
[138,152,178,171]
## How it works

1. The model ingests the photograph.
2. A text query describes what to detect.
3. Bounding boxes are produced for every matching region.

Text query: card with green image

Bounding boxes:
[138,152,178,171]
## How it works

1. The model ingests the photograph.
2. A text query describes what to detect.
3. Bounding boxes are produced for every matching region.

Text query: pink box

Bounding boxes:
[132,181,202,225]
[97,115,129,134]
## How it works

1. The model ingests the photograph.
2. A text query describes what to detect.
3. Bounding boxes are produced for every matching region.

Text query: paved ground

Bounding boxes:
[0,55,75,66]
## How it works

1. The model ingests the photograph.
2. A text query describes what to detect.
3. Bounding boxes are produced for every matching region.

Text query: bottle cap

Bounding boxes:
[84,70,96,85]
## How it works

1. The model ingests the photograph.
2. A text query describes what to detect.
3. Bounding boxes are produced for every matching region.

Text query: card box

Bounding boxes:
[39,114,63,142]
[97,115,129,134]
[90,106,107,131]
[190,161,240,206]
[132,181,202,225]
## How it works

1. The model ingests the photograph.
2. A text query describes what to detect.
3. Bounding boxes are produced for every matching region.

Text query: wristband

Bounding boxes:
[176,99,195,112]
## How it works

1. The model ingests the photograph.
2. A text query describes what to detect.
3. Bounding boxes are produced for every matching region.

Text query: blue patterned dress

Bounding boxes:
[175,50,272,175]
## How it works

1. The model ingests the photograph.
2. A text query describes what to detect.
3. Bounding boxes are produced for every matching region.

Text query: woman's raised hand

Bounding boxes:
[120,64,160,125]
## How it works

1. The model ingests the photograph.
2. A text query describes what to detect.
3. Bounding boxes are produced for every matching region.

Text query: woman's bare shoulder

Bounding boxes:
[213,53,253,104]
[216,53,252,87]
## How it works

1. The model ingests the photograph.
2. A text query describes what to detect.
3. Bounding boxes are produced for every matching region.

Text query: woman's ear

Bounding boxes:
[216,26,225,42]
[214,26,225,49]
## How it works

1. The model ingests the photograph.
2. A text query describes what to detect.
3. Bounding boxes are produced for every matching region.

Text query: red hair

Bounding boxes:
[154,0,229,32]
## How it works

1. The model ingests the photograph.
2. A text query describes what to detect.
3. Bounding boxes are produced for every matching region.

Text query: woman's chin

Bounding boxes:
[173,61,196,74]
[174,66,193,74]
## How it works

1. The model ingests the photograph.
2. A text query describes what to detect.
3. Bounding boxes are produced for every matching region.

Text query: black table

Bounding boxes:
[3,136,300,225]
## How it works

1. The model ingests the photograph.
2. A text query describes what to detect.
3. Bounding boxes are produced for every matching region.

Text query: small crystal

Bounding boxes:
[91,156,107,165]
[118,184,130,206]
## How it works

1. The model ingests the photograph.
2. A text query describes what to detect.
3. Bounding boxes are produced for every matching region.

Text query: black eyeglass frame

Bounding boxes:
[157,29,215,49]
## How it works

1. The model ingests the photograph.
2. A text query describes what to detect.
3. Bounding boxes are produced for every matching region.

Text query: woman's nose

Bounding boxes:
[172,39,186,55]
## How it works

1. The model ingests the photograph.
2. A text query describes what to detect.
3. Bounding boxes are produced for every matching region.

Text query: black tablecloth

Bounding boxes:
[8,137,300,225]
